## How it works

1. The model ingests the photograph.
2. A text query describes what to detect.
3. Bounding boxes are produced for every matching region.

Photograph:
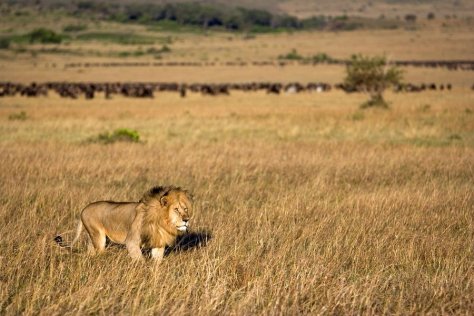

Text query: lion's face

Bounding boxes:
[161,190,193,234]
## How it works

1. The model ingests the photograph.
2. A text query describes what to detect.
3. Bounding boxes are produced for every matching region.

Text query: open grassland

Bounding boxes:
[0,91,473,314]
[1,9,473,93]
[2,25,474,61]
[1,5,474,313]
[1,27,473,88]
[277,0,474,19]
[1,10,474,85]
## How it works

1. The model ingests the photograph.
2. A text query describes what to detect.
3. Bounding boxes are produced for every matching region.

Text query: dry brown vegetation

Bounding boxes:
[0,91,473,314]
[1,2,474,313]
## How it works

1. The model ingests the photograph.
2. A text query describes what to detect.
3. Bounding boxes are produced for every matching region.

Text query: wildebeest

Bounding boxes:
[0,80,458,99]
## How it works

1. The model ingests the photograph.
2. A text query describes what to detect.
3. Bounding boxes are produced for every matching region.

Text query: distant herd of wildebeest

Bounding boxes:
[63,59,474,71]
[1,59,473,99]
[0,81,463,99]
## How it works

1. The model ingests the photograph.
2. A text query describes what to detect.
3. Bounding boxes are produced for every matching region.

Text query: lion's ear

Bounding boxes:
[160,196,168,207]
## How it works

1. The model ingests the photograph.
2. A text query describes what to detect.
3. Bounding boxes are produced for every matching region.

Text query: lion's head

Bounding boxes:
[139,186,194,241]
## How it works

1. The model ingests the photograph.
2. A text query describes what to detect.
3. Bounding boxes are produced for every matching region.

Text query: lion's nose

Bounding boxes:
[183,218,189,223]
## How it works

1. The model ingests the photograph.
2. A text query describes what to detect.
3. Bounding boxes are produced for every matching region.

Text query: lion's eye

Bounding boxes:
[174,208,179,214]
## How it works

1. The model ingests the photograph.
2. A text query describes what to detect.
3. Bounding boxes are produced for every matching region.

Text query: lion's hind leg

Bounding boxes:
[81,208,106,254]
[84,234,99,255]
[83,225,106,254]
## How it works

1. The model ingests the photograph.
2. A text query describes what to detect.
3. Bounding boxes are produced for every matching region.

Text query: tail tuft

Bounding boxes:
[54,235,67,247]
[55,221,84,249]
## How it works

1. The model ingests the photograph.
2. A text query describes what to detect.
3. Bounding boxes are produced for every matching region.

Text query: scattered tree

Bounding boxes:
[344,54,403,109]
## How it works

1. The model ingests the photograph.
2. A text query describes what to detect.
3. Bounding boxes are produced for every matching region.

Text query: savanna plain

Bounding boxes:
[1,3,474,315]
[1,91,473,314]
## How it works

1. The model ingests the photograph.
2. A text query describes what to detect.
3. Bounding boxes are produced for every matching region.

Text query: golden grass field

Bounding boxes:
[0,90,473,314]
[1,6,474,314]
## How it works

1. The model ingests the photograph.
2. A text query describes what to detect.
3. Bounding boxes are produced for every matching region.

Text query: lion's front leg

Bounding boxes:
[125,211,144,261]
[125,240,144,261]
[151,247,165,262]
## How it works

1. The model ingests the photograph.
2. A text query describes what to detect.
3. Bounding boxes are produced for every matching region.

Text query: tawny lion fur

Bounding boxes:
[56,186,193,261]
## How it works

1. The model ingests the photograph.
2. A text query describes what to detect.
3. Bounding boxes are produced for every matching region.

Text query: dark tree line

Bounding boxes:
[85,2,303,31]
[2,1,410,32]
[13,1,389,32]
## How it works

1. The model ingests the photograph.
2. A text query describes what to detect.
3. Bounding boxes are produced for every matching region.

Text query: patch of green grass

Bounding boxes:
[91,128,141,144]
[351,111,365,121]
[0,34,24,45]
[76,32,156,45]
[406,135,464,147]
[278,50,335,63]
[63,24,88,33]
[28,28,65,44]
[2,28,68,45]
[8,111,28,121]
[10,46,84,57]
[146,20,206,34]
[116,50,146,58]
[115,45,171,58]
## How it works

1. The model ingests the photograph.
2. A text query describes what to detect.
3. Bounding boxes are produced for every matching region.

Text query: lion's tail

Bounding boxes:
[54,220,83,249]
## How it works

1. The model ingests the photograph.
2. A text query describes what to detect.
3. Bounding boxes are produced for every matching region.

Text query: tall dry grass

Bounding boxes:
[0,91,473,314]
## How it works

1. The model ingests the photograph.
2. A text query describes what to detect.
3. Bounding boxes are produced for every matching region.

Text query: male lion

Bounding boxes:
[55,186,193,261]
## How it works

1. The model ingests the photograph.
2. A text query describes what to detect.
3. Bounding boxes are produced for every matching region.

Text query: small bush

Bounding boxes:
[311,52,333,63]
[159,45,171,53]
[448,134,462,141]
[8,111,28,121]
[278,49,303,60]
[0,37,11,49]
[117,49,146,58]
[92,128,141,144]
[28,28,64,44]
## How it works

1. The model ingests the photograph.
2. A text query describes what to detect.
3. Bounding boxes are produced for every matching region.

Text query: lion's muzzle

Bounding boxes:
[177,220,189,232]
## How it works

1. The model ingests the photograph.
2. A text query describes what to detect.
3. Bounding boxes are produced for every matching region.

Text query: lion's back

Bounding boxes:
[81,201,138,243]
